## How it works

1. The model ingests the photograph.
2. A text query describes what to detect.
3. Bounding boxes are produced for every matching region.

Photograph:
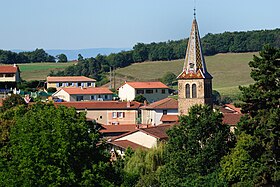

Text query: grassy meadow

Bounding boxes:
[114,52,257,97]
[18,62,76,81]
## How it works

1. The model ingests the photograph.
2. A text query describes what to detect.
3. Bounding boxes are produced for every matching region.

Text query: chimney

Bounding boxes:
[144,100,147,106]
[127,101,131,108]
[13,64,16,67]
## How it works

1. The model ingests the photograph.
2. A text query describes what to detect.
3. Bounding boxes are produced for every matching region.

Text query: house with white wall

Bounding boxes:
[108,125,172,156]
[52,87,113,102]
[118,81,169,102]
[0,65,20,90]
[47,76,96,89]
[141,97,178,126]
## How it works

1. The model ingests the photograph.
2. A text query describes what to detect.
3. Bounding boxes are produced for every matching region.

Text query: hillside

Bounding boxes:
[18,62,76,81]
[113,52,257,97]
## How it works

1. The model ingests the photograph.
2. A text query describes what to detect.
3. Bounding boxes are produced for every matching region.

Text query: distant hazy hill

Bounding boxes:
[12,48,130,60]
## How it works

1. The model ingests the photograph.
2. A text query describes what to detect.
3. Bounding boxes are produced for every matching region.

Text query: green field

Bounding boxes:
[13,52,257,97]
[18,62,76,81]
[114,52,257,97]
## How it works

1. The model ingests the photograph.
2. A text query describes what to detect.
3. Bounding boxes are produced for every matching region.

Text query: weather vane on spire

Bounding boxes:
[194,0,196,19]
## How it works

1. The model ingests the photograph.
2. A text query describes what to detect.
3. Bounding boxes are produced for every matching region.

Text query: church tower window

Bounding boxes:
[192,84,197,98]
[186,84,190,98]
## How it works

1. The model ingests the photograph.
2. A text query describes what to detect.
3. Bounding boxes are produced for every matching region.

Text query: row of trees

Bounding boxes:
[0,48,68,64]
[202,29,280,55]
[54,28,280,83]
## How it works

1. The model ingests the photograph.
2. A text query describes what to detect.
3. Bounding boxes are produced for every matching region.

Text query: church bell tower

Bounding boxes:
[177,15,213,115]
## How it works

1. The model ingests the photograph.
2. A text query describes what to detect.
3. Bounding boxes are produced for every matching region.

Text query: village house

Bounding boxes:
[0,65,21,90]
[108,124,172,156]
[220,104,243,132]
[54,101,142,126]
[46,76,96,89]
[141,97,178,126]
[52,87,113,102]
[118,81,169,102]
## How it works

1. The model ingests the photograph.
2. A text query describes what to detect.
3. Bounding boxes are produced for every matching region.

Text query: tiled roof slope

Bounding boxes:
[160,115,179,122]
[100,125,137,133]
[125,81,168,89]
[140,125,172,140]
[62,87,113,95]
[0,65,19,73]
[223,113,243,125]
[141,97,178,109]
[109,140,146,150]
[47,76,96,82]
[54,101,141,110]
[224,104,242,114]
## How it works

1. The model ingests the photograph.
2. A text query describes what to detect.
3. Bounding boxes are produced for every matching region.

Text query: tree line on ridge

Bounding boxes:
[52,28,280,83]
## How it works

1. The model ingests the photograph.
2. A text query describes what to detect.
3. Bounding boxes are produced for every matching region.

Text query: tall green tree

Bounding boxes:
[221,46,280,186]
[121,143,165,187]
[0,103,114,186]
[239,45,280,117]
[78,53,84,61]
[160,105,233,186]
[56,53,68,62]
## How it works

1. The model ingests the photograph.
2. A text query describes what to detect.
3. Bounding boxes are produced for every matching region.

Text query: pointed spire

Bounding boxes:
[178,17,212,79]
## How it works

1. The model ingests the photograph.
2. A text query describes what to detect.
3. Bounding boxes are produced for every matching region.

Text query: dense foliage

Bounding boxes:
[159,105,233,186]
[52,28,280,83]
[115,46,280,186]
[203,29,280,55]
[0,103,115,186]
[161,72,177,86]
[0,48,55,64]
[220,45,280,186]
[1,94,26,112]
[56,53,68,62]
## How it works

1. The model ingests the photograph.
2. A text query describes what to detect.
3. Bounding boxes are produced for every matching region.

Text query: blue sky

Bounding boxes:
[0,0,279,50]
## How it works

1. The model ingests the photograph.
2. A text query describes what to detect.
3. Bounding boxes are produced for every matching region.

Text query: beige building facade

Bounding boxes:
[54,101,141,125]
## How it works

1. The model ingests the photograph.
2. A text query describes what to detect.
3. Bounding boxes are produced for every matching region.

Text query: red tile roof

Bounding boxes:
[47,76,96,82]
[219,107,235,114]
[124,81,169,89]
[54,101,142,110]
[113,124,172,141]
[109,140,146,150]
[100,125,138,133]
[223,113,243,125]
[0,65,19,73]
[177,69,204,79]
[61,87,113,95]
[140,124,172,140]
[141,97,178,109]
[224,104,241,114]
[160,115,179,122]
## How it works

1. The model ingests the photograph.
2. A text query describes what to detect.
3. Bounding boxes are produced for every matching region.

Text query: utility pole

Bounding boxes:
[109,67,112,89]
[113,67,116,90]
